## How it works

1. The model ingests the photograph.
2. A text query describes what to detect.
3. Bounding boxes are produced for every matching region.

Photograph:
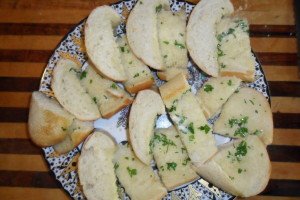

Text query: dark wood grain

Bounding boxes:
[0,138,41,154]
[0,77,40,92]
[267,145,300,162]
[262,179,300,196]
[0,107,28,122]
[0,170,61,188]
[273,113,300,129]
[0,50,52,62]
[250,25,296,37]
[256,52,297,66]
[269,82,300,97]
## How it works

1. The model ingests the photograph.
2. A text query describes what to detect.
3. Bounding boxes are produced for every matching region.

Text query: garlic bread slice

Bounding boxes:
[78,132,119,200]
[159,73,217,164]
[113,144,167,200]
[129,90,165,165]
[152,126,199,190]
[51,59,100,121]
[193,135,271,197]
[85,6,127,81]
[197,76,241,119]
[214,87,273,145]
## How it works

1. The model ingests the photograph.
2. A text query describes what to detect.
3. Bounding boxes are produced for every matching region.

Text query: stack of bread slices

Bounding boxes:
[28,0,273,199]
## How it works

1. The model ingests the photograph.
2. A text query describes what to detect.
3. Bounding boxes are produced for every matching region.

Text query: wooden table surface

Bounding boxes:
[0,0,299,199]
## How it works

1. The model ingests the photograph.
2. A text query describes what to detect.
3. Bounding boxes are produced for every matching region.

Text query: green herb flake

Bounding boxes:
[235,141,248,162]
[234,127,248,137]
[189,134,195,141]
[61,127,67,131]
[174,40,186,49]
[155,4,162,13]
[178,115,187,125]
[167,105,176,112]
[163,55,168,58]
[129,61,133,65]
[125,157,129,160]
[180,33,184,37]
[227,79,232,86]
[229,176,235,180]
[204,84,214,92]
[80,71,87,80]
[139,1,143,4]
[182,157,191,166]
[220,63,226,68]
[110,83,118,89]
[238,168,243,174]
[199,124,211,134]
[89,79,93,84]
[187,122,194,134]
[120,46,125,53]
[92,97,97,104]
[249,99,255,105]
[133,73,139,78]
[114,163,119,170]
[166,162,177,171]
[151,133,176,153]
[252,129,262,135]
[127,167,137,177]
[163,40,169,45]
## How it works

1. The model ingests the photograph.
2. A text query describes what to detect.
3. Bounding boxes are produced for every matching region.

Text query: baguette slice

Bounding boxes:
[186,0,234,77]
[214,87,273,145]
[53,119,94,154]
[85,6,127,81]
[28,91,73,147]
[51,59,100,121]
[156,9,188,81]
[113,144,167,200]
[80,63,133,118]
[152,126,199,190]
[129,90,165,165]
[217,17,256,82]
[196,76,241,119]
[116,35,154,93]
[78,132,118,200]
[126,0,169,70]
[159,73,217,164]
[193,135,271,197]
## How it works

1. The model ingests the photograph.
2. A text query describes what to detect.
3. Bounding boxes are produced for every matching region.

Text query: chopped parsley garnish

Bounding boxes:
[133,73,139,78]
[220,63,226,68]
[217,44,225,57]
[155,4,162,13]
[92,97,97,104]
[166,162,177,171]
[125,157,129,160]
[174,40,185,49]
[150,133,176,153]
[120,46,125,52]
[163,41,169,45]
[182,157,191,166]
[227,79,232,86]
[178,115,187,125]
[80,71,87,80]
[229,176,235,180]
[217,28,236,42]
[114,163,119,170]
[187,122,194,134]
[181,147,187,153]
[252,129,262,135]
[234,127,248,137]
[127,167,137,177]
[61,127,67,131]
[163,55,168,58]
[199,124,211,134]
[249,99,255,105]
[129,61,133,64]
[204,84,214,92]
[89,79,93,84]
[238,168,243,174]
[110,83,118,89]
[179,33,184,37]
[167,105,176,112]
[139,1,143,4]
[235,141,248,161]
[189,134,195,141]
[228,116,248,128]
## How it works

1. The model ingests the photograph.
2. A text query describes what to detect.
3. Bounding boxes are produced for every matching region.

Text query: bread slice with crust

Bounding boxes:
[53,119,94,154]
[152,126,199,190]
[113,143,167,200]
[196,76,241,119]
[159,73,217,164]
[129,90,165,165]
[217,17,256,82]
[78,132,119,200]
[193,135,271,197]
[85,6,127,81]
[80,63,133,118]
[186,0,234,77]
[126,0,169,70]
[51,59,101,121]
[156,9,188,81]
[214,87,273,145]
[116,35,154,93]
[28,91,73,147]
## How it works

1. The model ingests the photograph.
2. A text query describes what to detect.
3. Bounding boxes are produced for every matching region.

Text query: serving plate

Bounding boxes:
[39,0,270,199]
